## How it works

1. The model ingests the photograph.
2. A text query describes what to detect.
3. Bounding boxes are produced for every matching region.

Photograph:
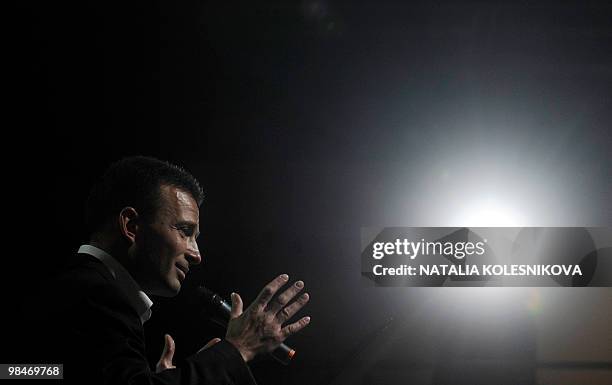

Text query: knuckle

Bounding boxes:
[281,307,291,318]
[276,295,288,306]
[264,312,275,324]
[255,312,266,323]
[263,286,274,296]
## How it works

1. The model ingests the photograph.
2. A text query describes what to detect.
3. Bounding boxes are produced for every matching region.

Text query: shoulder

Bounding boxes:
[61,253,114,283]
[39,254,137,321]
[49,254,116,302]
[42,254,145,348]
[27,256,149,379]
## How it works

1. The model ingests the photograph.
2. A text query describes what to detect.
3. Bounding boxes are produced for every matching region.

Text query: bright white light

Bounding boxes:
[395,144,588,227]
[450,198,528,227]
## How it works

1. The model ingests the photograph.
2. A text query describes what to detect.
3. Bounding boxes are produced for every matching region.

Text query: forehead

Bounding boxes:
[156,185,200,223]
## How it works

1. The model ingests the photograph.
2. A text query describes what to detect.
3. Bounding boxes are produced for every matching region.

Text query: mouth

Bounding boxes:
[176,264,189,281]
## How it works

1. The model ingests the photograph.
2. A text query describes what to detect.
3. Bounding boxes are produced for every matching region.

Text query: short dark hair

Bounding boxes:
[85,156,204,233]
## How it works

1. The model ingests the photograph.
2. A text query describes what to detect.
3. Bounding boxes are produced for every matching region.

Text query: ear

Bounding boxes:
[118,207,140,244]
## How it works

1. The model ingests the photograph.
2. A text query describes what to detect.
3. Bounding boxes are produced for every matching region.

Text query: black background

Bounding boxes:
[7,1,612,384]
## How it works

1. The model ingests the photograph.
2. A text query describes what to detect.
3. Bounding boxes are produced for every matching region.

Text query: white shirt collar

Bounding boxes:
[78,244,153,324]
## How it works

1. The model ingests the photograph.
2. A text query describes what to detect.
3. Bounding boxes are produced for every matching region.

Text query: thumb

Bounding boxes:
[230,292,243,319]
[155,334,176,373]
[197,337,222,354]
[203,337,222,350]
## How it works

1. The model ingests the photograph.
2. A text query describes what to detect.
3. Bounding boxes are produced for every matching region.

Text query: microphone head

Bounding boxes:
[196,285,216,303]
[195,285,231,316]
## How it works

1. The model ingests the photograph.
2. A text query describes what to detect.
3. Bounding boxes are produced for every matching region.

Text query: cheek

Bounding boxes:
[140,231,178,266]
[160,235,185,265]
[140,226,186,263]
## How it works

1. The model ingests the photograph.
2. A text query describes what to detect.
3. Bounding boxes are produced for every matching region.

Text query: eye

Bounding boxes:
[179,227,194,237]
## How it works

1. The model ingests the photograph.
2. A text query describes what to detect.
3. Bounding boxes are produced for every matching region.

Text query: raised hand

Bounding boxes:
[155,334,176,373]
[224,274,311,362]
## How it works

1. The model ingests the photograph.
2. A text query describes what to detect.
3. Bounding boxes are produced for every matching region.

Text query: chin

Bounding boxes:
[165,281,182,297]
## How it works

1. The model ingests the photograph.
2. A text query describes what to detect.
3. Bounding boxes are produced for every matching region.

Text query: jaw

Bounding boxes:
[130,266,181,297]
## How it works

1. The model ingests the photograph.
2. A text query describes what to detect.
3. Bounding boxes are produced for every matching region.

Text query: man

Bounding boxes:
[33,156,311,384]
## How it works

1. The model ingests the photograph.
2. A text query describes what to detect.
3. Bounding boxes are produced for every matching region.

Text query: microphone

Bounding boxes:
[196,286,296,365]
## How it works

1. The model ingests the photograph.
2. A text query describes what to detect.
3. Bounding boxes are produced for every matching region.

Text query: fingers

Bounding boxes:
[163,334,175,362]
[266,280,305,315]
[253,274,289,310]
[225,276,310,362]
[204,337,222,349]
[276,292,310,323]
[230,292,243,319]
[280,316,311,339]
[155,334,176,373]
[197,337,222,354]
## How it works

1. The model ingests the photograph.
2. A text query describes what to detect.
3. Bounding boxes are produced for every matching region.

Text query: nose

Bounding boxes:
[185,240,202,266]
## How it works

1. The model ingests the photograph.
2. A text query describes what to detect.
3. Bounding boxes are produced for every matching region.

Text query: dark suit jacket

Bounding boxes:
[31,253,257,385]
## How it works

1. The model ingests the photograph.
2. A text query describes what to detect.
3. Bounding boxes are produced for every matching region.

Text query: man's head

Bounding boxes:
[86,156,205,297]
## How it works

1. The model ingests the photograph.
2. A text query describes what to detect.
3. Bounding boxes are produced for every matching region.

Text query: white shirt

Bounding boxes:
[78,244,153,324]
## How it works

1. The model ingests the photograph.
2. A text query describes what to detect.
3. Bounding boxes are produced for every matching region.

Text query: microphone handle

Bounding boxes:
[211,293,296,365]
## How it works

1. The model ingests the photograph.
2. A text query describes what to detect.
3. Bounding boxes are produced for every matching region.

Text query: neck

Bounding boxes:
[89,234,156,295]
[88,235,140,279]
